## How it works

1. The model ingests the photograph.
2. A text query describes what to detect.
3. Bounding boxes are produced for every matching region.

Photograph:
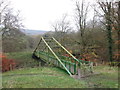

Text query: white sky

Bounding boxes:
[9,0,96,31]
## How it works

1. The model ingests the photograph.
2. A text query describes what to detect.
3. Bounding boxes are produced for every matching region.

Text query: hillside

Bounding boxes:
[21,29,49,35]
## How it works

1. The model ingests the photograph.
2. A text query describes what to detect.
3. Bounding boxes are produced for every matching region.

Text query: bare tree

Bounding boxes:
[118,1,120,34]
[0,0,26,52]
[118,1,120,63]
[1,9,24,39]
[0,0,10,25]
[0,0,24,38]
[97,1,118,63]
[52,14,72,42]
[74,0,89,54]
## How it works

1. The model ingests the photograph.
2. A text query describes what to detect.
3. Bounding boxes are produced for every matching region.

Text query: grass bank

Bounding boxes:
[82,66,118,88]
[2,51,119,88]
[2,67,86,88]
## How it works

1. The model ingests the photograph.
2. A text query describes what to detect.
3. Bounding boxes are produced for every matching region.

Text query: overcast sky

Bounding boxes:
[9,0,96,31]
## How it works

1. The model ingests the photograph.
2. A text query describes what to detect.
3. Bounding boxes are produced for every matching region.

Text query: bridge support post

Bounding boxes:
[74,63,77,74]
[69,63,71,72]
[77,68,81,79]
[38,62,41,67]
[65,61,66,67]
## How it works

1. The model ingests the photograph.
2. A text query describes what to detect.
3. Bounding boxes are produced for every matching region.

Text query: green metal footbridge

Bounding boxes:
[33,36,93,77]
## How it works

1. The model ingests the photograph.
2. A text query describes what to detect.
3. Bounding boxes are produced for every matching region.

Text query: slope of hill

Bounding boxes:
[21,29,49,35]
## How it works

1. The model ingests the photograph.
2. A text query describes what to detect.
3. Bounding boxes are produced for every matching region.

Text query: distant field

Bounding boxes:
[2,52,119,88]
[21,29,48,35]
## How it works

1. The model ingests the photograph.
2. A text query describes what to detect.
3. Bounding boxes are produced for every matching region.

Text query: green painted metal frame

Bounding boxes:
[33,36,93,76]
[35,51,78,74]
[41,37,72,76]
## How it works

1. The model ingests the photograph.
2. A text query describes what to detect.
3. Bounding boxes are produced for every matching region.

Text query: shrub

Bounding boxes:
[0,53,16,72]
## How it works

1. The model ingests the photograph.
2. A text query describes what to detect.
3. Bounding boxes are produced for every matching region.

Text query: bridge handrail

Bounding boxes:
[38,51,76,65]
[38,51,91,64]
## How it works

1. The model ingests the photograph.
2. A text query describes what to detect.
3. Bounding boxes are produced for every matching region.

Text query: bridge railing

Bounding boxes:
[34,51,77,75]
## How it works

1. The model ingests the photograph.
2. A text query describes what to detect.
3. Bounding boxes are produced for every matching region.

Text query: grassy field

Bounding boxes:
[2,52,119,88]
[6,51,39,68]
[2,67,87,88]
[82,66,118,88]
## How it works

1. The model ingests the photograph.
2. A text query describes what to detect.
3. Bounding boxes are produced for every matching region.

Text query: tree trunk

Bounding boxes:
[118,1,120,66]
[107,4,113,64]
